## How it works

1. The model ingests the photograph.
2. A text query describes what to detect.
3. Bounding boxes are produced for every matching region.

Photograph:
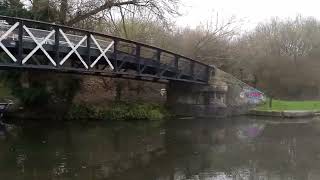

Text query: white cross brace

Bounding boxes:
[90,35,114,70]
[22,25,57,66]
[0,22,20,62]
[59,29,88,69]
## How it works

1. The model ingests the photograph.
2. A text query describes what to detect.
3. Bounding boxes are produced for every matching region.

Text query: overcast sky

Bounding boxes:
[176,0,320,30]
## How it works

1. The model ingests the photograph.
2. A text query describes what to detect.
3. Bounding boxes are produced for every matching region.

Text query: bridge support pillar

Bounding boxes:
[166,68,265,118]
[166,81,228,118]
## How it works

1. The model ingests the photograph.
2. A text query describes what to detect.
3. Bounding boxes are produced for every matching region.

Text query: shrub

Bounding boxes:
[67,104,97,120]
[66,102,168,121]
[106,102,167,121]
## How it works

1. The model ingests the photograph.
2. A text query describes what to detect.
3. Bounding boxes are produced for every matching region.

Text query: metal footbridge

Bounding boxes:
[0,15,213,84]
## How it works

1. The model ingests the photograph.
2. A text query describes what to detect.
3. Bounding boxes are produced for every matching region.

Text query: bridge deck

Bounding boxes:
[0,16,213,84]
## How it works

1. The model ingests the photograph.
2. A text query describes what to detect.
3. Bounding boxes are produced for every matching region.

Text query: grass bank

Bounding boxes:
[256,99,320,111]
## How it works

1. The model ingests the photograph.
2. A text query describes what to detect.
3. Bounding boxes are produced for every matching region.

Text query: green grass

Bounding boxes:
[257,99,320,111]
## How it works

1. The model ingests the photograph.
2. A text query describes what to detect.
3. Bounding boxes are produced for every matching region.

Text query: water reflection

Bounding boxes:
[0,117,320,180]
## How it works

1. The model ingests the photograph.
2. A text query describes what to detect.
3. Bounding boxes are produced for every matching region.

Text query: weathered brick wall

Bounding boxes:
[74,77,166,106]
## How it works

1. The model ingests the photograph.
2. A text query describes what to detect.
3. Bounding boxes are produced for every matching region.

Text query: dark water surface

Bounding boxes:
[1,116,320,180]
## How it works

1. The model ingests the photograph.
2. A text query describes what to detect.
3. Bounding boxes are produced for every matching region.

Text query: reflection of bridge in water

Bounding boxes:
[0,15,212,84]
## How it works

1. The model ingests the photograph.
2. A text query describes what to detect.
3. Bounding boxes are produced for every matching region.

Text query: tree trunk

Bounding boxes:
[60,0,68,24]
[269,96,273,109]
[66,0,135,26]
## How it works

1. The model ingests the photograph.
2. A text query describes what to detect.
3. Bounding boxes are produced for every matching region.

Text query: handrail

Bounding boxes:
[0,15,211,68]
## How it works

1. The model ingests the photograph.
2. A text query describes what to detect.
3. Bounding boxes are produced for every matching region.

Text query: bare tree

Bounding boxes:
[232,15,320,99]
[168,14,241,68]
[61,0,180,26]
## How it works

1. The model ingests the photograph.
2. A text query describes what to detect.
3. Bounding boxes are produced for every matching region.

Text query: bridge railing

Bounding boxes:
[0,15,212,83]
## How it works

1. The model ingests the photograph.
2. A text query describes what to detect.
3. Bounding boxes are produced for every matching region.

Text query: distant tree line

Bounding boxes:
[232,16,320,99]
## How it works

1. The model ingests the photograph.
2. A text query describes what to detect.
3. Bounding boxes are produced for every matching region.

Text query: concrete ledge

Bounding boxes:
[249,110,320,118]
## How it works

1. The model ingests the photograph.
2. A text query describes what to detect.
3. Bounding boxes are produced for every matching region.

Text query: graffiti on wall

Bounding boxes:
[240,88,265,104]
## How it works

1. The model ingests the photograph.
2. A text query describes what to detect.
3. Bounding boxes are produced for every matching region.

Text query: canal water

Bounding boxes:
[1,116,320,180]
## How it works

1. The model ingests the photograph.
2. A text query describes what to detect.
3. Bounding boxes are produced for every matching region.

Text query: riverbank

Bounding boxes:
[0,80,169,121]
[251,99,320,118]
[249,109,320,118]
[67,102,168,121]
[4,102,169,121]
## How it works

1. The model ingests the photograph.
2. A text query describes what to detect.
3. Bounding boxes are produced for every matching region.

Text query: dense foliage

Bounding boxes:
[0,71,81,107]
